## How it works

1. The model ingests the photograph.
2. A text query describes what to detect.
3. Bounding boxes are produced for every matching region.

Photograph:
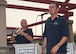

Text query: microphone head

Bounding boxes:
[45,11,49,13]
[38,12,49,16]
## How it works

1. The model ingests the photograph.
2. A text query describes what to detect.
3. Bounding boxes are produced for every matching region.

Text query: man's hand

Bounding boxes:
[10,36,15,41]
[50,45,60,54]
[41,51,46,54]
[19,31,25,36]
[41,49,46,54]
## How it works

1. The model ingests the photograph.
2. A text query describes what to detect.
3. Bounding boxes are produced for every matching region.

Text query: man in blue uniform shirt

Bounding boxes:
[42,2,69,54]
[11,19,33,44]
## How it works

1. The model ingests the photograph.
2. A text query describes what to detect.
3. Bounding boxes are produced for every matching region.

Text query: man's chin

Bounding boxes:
[50,13,54,15]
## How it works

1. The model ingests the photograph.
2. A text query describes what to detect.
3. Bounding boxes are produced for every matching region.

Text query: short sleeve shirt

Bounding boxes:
[43,15,69,54]
[15,29,33,44]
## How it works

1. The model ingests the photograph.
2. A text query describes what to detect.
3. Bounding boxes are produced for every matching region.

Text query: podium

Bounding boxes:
[13,43,41,54]
[13,42,76,54]
[67,42,76,54]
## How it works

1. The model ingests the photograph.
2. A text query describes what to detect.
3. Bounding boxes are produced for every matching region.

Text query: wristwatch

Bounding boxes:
[56,43,61,47]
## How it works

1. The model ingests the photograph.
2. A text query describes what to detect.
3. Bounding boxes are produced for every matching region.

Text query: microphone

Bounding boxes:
[38,12,49,16]
[12,28,22,36]
[15,28,21,34]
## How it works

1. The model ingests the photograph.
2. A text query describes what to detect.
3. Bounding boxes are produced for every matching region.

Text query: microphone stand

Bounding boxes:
[38,12,48,36]
[41,15,44,36]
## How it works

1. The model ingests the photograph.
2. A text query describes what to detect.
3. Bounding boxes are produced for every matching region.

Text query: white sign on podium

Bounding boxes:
[67,42,76,54]
[67,42,73,54]
[13,43,41,54]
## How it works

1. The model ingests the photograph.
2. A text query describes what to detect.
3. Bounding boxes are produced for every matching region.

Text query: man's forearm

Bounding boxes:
[57,36,68,46]
[42,37,46,51]
[24,33,33,42]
